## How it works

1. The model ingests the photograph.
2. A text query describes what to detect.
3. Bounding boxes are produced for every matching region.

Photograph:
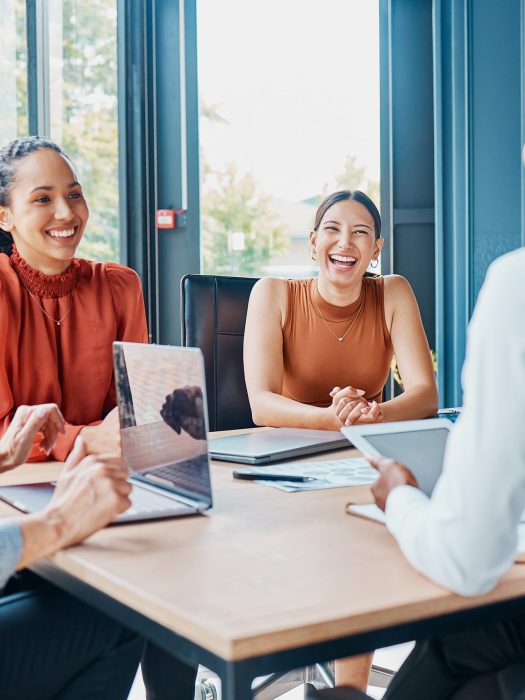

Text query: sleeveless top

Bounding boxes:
[282,276,393,407]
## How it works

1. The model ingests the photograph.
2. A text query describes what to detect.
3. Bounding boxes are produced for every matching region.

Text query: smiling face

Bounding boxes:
[310,199,383,289]
[0,148,88,274]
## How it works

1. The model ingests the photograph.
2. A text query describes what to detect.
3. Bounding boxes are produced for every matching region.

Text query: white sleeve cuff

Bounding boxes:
[385,485,430,538]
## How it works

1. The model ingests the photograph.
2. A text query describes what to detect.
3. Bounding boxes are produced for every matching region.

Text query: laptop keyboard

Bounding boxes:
[128,485,187,515]
[140,453,212,497]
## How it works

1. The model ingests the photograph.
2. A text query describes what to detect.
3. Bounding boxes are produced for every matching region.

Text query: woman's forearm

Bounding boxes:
[250,391,338,430]
[380,383,438,422]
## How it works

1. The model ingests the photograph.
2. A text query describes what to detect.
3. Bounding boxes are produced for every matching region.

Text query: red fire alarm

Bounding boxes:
[156,209,176,229]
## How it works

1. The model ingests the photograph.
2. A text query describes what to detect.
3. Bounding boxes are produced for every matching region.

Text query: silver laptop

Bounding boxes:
[209,427,349,465]
[0,343,213,523]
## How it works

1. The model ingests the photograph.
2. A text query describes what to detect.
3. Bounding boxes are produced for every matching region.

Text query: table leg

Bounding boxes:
[220,662,254,700]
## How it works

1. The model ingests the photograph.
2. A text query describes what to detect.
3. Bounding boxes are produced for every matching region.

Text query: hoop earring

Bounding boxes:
[370,258,379,269]
[311,248,317,262]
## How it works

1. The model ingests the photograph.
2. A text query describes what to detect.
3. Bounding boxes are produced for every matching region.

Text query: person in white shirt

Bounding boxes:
[375,247,525,597]
[309,248,525,700]
[375,246,525,699]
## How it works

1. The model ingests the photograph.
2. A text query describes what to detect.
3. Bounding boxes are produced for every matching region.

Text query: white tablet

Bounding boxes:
[341,418,452,496]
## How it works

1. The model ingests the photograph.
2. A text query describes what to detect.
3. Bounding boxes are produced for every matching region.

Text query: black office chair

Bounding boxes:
[182,273,336,697]
[181,274,258,432]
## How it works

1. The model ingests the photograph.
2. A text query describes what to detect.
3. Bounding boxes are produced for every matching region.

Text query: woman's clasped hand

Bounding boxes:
[329,385,384,426]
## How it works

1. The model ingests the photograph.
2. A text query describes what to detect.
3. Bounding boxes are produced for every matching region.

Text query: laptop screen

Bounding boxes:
[113,343,212,507]
[362,427,450,496]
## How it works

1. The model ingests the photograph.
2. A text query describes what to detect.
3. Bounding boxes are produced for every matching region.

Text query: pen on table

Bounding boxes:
[232,471,317,483]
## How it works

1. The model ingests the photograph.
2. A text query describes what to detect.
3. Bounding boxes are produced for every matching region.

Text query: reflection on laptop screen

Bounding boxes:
[364,428,450,496]
[113,343,212,505]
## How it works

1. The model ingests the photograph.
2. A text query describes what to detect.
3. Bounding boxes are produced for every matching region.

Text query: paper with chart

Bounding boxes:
[252,458,377,492]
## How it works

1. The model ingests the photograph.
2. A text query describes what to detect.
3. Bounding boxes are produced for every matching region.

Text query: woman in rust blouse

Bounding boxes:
[0,136,147,461]
[0,136,198,699]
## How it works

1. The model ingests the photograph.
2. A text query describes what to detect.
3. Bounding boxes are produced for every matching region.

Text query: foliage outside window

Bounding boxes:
[200,107,379,278]
[0,0,28,143]
[49,0,119,262]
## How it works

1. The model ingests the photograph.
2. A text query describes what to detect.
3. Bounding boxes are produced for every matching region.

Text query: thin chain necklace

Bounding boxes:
[312,285,362,342]
[20,279,76,326]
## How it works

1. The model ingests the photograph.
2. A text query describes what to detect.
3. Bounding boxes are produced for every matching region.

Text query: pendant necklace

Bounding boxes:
[19,279,76,327]
[312,286,362,342]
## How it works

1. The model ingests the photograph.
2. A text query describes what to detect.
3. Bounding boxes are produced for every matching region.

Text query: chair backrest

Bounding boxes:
[181,274,258,432]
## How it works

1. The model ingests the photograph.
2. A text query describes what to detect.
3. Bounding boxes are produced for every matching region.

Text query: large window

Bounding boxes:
[197,0,380,278]
[48,0,120,261]
[0,1,120,262]
[0,0,28,142]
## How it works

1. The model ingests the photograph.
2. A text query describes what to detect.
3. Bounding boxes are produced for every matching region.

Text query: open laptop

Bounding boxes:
[341,418,452,522]
[209,428,349,465]
[0,343,213,523]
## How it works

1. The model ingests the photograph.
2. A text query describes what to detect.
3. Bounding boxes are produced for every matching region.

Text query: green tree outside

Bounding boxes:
[335,154,380,206]
[200,102,289,276]
[306,155,380,209]
[201,162,288,276]
[51,0,120,261]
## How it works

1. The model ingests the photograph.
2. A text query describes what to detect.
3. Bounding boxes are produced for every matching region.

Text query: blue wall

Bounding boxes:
[434,0,523,405]
[470,1,523,301]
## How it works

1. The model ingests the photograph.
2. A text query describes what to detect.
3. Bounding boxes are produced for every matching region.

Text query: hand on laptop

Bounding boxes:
[367,454,419,511]
[80,407,121,456]
[0,404,65,472]
[43,437,132,549]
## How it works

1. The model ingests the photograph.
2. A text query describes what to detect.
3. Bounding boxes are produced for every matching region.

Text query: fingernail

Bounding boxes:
[356,390,365,396]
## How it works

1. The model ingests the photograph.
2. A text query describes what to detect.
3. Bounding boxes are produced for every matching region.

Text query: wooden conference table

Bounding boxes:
[1,431,525,698]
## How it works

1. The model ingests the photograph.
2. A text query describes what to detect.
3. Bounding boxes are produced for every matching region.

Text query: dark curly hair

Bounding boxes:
[0,136,67,256]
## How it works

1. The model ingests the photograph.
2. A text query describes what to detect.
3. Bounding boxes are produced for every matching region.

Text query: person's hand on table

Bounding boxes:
[43,437,132,548]
[0,404,65,472]
[329,386,384,426]
[80,407,121,456]
[367,453,419,511]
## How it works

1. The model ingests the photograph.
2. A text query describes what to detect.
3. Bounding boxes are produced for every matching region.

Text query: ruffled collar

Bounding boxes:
[11,245,80,299]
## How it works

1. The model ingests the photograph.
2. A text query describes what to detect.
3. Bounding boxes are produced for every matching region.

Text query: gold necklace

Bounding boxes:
[312,286,362,342]
[20,280,76,326]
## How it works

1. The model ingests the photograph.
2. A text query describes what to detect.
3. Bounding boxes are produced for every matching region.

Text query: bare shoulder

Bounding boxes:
[250,277,287,305]
[383,274,416,304]
[382,275,419,329]
[248,277,287,324]
[383,273,413,294]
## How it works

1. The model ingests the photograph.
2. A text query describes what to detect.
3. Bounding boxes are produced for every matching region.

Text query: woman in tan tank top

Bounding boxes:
[244,190,438,691]
[244,190,437,431]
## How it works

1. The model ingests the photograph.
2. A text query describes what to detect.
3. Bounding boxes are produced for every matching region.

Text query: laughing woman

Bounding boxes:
[244,189,438,690]
[0,136,198,700]
[0,136,148,461]
[244,189,437,432]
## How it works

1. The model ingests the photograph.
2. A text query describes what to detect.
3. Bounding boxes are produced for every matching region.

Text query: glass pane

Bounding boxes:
[0,0,28,142]
[197,0,380,278]
[48,0,119,261]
